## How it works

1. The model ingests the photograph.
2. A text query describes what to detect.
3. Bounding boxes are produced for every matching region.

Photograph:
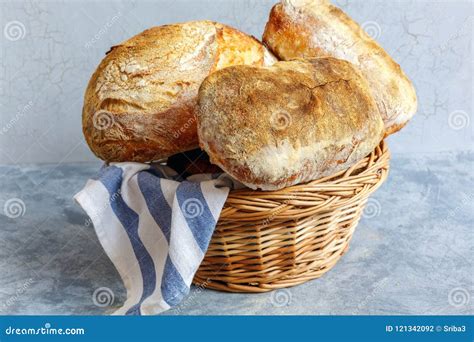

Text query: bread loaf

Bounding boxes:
[262,0,417,136]
[197,58,384,191]
[83,21,277,162]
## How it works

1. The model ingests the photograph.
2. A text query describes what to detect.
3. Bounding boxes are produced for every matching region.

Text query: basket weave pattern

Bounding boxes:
[194,141,390,292]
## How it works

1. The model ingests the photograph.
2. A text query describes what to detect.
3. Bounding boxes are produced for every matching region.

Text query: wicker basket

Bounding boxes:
[194,140,390,292]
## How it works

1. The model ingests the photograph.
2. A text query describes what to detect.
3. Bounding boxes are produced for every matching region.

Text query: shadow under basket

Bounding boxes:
[193,140,390,293]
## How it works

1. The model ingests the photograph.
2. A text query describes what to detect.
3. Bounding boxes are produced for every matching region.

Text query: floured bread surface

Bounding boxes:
[263,0,417,136]
[83,21,277,162]
[197,58,384,191]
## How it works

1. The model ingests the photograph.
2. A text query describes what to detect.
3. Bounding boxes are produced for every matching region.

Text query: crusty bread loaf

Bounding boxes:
[197,58,384,190]
[83,21,277,162]
[262,0,417,136]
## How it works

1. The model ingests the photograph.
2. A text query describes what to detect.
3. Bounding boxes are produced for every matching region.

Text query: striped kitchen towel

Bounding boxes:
[74,162,242,315]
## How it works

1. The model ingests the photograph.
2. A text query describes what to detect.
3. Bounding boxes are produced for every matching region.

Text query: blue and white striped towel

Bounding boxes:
[74,162,242,315]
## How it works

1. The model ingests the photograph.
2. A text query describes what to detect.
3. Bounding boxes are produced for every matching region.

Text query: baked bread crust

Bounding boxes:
[263,0,417,136]
[197,58,384,190]
[83,21,276,162]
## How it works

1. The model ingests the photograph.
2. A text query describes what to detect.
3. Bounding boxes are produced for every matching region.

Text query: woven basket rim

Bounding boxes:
[195,140,390,292]
[227,140,389,197]
[218,140,390,223]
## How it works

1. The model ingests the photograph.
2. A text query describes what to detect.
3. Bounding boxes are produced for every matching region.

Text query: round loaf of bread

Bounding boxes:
[197,58,384,191]
[83,21,276,162]
[262,0,417,136]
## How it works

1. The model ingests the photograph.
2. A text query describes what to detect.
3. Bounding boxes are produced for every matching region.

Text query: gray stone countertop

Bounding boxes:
[0,150,473,315]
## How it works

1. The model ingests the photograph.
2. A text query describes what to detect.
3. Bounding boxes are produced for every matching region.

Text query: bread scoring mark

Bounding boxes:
[178,26,216,71]
[119,59,147,74]
[99,98,146,112]
[213,25,270,71]
[84,21,277,162]
[197,58,384,190]
[95,57,149,97]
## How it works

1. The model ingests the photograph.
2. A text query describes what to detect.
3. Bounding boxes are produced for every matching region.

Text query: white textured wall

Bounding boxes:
[0,0,472,164]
